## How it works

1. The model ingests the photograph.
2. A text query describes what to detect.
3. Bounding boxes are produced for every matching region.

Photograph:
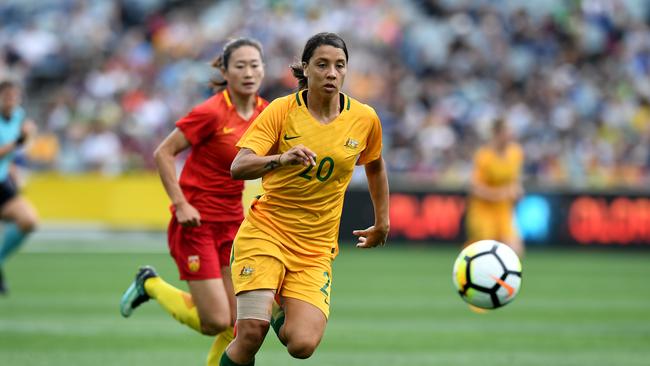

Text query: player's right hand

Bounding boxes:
[22,119,37,138]
[175,202,201,227]
[15,119,37,147]
[279,144,317,167]
[505,183,524,201]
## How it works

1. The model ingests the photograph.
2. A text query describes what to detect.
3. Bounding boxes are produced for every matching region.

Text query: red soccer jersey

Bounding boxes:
[174,89,268,222]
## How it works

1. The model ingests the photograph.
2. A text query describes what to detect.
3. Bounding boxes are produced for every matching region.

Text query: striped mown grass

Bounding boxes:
[1,240,649,366]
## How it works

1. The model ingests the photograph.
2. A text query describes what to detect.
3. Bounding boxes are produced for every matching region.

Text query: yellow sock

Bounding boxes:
[206,326,234,366]
[468,304,489,314]
[144,277,202,333]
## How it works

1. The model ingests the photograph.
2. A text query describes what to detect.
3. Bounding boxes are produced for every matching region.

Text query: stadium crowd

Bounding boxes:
[1,0,649,189]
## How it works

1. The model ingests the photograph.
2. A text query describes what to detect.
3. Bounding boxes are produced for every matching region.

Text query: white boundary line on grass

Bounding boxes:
[22,228,168,253]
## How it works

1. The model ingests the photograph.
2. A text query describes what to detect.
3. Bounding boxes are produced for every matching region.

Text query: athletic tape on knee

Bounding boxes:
[237,290,275,322]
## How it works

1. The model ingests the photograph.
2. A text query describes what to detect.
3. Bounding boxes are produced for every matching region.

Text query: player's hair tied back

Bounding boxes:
[209,37,264,91]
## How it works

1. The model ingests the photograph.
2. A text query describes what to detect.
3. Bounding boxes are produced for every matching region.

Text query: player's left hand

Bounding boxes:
[353,225,389,249]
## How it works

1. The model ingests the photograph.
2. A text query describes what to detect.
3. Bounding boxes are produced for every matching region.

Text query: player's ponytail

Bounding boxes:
[290,62,308,90]
[209,37,264,92]
[291,32,349,91]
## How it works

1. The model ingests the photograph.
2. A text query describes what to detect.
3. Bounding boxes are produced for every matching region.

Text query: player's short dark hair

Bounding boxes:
[291,32,349,90]
[210,37,264,91]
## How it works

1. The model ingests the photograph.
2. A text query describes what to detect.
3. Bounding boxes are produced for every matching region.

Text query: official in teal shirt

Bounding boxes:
[0,81,39,295]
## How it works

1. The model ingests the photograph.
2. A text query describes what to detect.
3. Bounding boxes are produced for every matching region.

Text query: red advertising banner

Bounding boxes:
[339,188,650,246]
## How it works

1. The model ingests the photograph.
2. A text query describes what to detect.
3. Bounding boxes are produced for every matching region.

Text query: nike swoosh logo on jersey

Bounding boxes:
[284,134,300,140]
[223,127,235,134]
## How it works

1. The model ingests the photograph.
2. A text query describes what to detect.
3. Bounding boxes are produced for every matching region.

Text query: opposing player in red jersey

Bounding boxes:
[119,38,268,365]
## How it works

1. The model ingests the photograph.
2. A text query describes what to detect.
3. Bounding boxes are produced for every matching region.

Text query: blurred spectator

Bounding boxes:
[2,0,650,189]
[78,119,122,175]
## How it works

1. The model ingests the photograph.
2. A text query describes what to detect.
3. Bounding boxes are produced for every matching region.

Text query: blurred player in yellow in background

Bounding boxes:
[222,32,389,366]
[465,118,525,258]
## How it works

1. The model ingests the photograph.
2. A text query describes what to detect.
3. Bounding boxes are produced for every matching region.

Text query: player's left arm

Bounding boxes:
[354,156,390,249]
[354,109,389,248]
[0,118,37,158]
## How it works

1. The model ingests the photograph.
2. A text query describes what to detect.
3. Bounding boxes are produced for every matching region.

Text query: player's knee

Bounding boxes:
[200,320,228,336]
[17,217,37,233]
[286,337,319,359]
[234,321,269,351]
[200,314,231,335]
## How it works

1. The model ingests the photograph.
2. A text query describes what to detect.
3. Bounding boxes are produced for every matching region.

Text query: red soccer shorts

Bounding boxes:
[168,217,240,281]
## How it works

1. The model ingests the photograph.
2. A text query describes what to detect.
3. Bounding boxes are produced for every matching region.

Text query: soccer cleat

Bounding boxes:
[0,268,7,295]
[119,265,158,317]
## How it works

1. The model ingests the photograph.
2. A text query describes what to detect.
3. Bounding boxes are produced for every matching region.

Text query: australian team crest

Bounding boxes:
[188,255,200,272]
[239,266,254,278]
[344,138,359,149]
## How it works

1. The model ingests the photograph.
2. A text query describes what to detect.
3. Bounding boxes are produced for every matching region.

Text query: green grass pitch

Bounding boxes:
[1,238,649,366]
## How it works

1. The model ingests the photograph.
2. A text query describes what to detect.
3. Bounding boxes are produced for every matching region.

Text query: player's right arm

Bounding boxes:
[470,145,524,202]
[157,100,223,226]
[231,145,316,180]
[230,96,316,180]
[470,148,509,202]
[471,174,522,202]
[471,178,509,202]
[153,128,201,227]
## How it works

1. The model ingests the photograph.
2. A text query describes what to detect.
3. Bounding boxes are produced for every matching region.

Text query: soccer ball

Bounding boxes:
[452,240,522,309]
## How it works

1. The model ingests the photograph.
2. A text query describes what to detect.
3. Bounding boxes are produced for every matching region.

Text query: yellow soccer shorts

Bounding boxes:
[231,219,333,318]
[465,200,519,244]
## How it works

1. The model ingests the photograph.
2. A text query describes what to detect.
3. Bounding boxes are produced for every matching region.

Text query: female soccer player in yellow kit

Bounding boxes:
[465,118,525,257]
[221,32,390,366]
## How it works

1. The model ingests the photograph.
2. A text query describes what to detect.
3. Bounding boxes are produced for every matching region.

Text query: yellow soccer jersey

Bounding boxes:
[236,90,383,258]
[471,142,524,204]
[467,142,523,242]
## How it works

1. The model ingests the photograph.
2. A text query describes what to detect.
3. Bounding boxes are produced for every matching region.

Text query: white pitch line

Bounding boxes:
[20,229,168,253]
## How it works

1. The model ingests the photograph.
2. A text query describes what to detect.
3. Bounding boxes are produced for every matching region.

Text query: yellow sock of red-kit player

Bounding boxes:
[468,304,489,314]
[206,326,235,366]
[145,276,202,332]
